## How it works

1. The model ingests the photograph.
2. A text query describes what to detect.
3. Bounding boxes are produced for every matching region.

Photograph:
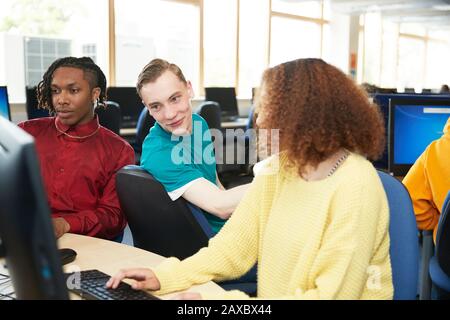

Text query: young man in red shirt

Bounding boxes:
[18,57,134,240]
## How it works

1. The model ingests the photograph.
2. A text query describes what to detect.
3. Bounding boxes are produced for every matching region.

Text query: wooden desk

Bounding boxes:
[59,234,224,299]
[1,234,224,300]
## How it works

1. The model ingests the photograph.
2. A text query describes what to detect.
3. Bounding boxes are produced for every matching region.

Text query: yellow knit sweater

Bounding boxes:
[153,153,393,299]
[403,117,450,242]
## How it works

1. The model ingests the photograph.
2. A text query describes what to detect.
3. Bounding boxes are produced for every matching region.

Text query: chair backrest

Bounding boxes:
[115,165,209,259]
[435,190,450,275]
[135,107,156,154]
[246,106,255,131]
[195,101,221,130]
[95,101,121,135]
[377,170,419,300]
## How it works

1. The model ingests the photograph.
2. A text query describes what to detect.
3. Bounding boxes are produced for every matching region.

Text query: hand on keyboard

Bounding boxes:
[65,269,159,300]
[106,267,161,291]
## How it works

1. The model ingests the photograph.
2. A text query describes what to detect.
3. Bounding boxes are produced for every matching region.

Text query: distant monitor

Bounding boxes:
[0,86,11,120]
[0,117,68,299]
[107,87,144,128]
[372,93,450,170]
[377,88,397,94]
[26,86,50,119]
[388,97,450,176]
[371,93,400,170]
[205,87,239,121]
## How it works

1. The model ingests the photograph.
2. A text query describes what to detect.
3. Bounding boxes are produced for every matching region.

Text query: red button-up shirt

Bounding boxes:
[18,116,135,239]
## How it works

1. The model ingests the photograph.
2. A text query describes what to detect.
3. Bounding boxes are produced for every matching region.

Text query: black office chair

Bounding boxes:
[420,191,450,299]
[135,107,156,153]
[95,101,122,135]
[115,165,210,259]
[116,165,257,295]
[195,101,222,131]
[195,101,243,180]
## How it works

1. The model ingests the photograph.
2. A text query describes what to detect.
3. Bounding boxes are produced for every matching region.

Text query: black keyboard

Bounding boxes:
[65,269,159,300]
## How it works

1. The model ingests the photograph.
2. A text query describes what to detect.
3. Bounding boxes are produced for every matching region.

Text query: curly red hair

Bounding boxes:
[256,58,385,175]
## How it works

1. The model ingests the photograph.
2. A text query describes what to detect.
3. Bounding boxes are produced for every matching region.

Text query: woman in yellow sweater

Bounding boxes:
[107,58,393,299]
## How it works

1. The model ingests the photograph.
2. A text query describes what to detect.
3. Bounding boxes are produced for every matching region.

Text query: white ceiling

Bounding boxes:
[330,0,450,28]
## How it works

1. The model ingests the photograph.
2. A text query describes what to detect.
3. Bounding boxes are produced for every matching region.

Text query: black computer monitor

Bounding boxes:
[0,86,11,120]
[107,87,144,128]
[377,88,397,94]
[371,93,450,170]
[204,87,239,120]
[0,117,69,299]
[388,97,450,176]
[25,86,50,119]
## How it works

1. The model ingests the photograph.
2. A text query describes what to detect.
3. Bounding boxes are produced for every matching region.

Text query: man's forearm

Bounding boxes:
[183,179,251,219]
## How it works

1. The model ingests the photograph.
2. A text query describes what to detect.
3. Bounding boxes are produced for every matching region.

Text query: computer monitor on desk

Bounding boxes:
[0,117,68,299]
[205,87,240,122]
[107,87,144,128]
[372,93,450,170]
[388,97,450,176]
[0,86,11,120]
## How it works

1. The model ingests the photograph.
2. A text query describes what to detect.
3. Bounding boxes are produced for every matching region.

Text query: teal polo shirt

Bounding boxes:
[140,113,226,233]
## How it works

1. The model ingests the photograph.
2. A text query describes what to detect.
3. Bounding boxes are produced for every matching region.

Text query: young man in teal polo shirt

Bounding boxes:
[137,59,251,233]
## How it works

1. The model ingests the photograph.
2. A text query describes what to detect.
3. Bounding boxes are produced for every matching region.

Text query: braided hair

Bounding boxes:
[36,56,107,113]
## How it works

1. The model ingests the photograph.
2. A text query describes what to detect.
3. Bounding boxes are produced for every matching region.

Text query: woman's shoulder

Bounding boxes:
[338,153,384,191]
[252,153,284,177]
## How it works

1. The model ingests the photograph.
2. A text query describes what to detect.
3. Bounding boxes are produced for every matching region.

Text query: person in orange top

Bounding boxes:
[403,116,450,241]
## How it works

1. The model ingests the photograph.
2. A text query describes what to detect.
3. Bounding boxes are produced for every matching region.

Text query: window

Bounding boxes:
[270,16,322,66]
[24,37,72,87]
[397,36,425,91]
[426,39,450,89]
[270,0,328,67]
[399,23,426,37]
[321,22,331,63]
[82,44,97,63]
[426,29,450,89]
[361,12,382,86]
[272,0,322,19]
[379,21,398,88]
[203,0,238,89]
[238,0,270,98]
[114,0,200,91]
[357,28,364,85]
[0,0,108,102]
[1,0,449,103]
[358,17,450,91]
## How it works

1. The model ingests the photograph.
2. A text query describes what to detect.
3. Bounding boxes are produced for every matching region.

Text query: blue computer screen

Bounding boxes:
[372,93,436,169]
[0,86,11,120]
[393,104,450,164]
